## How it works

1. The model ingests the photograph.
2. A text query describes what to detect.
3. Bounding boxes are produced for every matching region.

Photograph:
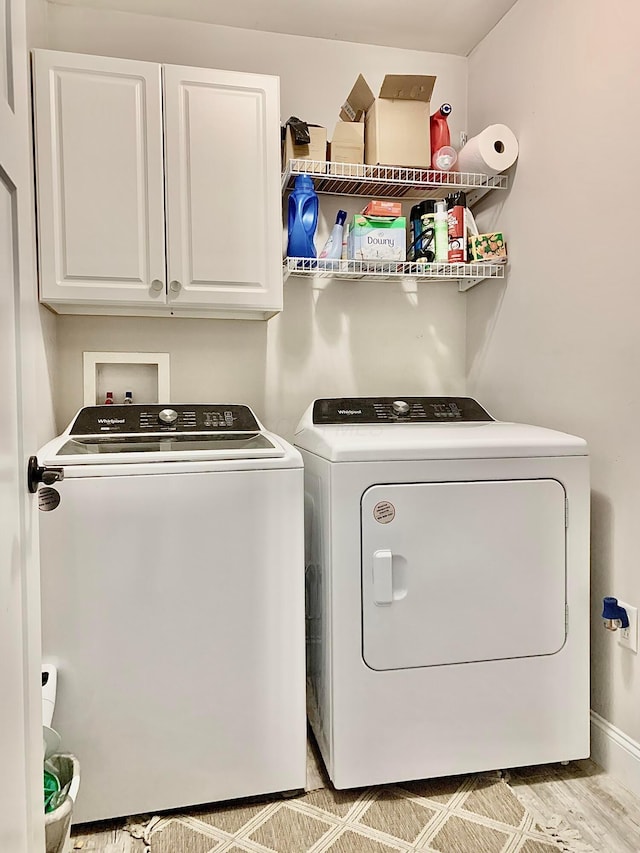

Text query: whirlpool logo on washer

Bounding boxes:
[338,409,362,415]
[97,418,126,425]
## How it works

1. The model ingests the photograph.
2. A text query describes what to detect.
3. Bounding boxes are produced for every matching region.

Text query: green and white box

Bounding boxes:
[349,214,407,261]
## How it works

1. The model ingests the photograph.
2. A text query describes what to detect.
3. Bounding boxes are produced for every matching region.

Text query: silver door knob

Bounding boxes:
[151,279,164,292]
[169,280,182,293]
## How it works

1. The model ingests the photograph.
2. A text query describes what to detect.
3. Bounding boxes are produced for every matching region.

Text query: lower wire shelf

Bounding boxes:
[283,257,506,291]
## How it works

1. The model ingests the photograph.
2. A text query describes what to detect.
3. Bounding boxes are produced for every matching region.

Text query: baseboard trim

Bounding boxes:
[590,710,640,797]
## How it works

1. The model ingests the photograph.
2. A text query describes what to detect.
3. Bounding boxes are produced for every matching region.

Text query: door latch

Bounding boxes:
[27,456,64,493]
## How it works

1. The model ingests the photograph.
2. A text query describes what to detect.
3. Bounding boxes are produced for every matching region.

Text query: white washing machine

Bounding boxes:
[34,404,305,823]
[294,396,590,789]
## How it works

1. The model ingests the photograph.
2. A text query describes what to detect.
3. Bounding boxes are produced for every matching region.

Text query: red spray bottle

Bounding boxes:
[430,103,452,168]
[446,191,467,263]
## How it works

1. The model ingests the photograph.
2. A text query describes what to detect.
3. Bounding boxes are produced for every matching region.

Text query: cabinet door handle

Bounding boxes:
[169,280,182,293]
[150,279,164,293]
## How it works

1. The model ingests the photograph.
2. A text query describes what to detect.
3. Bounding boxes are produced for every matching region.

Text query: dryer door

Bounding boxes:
[361,479,566,670]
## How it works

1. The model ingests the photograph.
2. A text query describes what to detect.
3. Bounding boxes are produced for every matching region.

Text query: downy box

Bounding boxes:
[340,74,436,168]
[349,214,407,261]
[328,121,365,175]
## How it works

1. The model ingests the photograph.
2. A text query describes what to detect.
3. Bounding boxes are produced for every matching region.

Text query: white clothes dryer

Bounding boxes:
[294,396,590,789]
[34,404,305,823]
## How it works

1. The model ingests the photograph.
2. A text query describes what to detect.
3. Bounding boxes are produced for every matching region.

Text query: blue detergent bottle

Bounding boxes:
[287,175,319,258]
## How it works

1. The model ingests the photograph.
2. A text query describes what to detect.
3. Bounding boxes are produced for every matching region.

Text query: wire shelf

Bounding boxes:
[281,159,508,201]
[283,258,505,291]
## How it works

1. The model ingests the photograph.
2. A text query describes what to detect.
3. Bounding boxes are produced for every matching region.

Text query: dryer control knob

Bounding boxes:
[158,408,178,424]
[392,400,410,416]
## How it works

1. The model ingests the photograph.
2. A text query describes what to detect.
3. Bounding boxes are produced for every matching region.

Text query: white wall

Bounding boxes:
[467,0,640,761]
[45,4,469,436]
[46,5,468,142]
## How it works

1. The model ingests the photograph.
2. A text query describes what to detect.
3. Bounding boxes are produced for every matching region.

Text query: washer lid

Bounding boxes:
[54,431,278,457]
[294,397,588,461]
[37,404,300,469]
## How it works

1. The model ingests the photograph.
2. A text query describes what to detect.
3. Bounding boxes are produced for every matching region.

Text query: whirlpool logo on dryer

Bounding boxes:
[97,418,126,425]
[338,409,362,415]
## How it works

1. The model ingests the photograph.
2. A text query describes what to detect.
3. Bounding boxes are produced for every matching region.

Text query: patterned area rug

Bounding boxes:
[128,773,567,853]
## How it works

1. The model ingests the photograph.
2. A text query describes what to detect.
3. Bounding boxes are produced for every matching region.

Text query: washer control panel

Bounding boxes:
[312,397,493,424]
[70,404,260,435]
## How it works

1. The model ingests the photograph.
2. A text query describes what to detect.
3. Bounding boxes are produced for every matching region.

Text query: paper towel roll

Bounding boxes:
[456,124,518,175]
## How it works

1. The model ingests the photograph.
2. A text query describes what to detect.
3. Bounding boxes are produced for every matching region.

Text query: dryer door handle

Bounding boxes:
[372,549,393,606]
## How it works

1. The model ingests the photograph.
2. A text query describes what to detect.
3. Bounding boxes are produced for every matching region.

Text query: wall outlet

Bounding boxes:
[617,601,638,653]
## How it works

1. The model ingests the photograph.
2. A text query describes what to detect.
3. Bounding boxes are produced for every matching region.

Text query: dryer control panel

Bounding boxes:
[70,404,261,434]
[312,397,494,424]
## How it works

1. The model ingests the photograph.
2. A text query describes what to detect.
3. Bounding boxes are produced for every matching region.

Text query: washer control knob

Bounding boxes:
[158,408,178,424]
[391,400,410,416]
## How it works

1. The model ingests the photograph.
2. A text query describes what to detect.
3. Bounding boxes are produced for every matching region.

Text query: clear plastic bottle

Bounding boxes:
[341,222,349,260]
[319,210,347,260]
[432,146,457,171]
[434,201,449,262]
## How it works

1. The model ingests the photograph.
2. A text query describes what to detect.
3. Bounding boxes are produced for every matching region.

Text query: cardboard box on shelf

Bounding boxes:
[283,124,327,169]
[361,200,402,218]
[340,74,436,168]
[328,121,365,175]
[349,214,407,261]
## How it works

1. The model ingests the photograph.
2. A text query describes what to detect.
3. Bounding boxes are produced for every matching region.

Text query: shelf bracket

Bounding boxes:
[458,276,496,292]
[458,278,480,292]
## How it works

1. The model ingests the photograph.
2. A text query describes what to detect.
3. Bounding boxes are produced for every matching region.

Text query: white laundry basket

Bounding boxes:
[42,666,80,853]
[44,754,80,853]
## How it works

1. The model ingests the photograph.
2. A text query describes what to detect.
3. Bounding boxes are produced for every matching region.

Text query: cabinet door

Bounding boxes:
[163,65,282,314]
[33,50,166,308]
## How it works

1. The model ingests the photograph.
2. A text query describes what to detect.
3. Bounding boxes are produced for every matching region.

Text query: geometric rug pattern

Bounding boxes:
[137,774,565,853]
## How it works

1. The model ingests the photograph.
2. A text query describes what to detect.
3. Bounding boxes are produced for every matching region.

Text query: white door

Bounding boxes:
[1,1,45,850]
[362,479,567,671]
[33,50,166,309]
[163,65,282,313]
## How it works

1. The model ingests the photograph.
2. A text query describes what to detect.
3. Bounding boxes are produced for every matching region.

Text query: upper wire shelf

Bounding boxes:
[281,159,508,201]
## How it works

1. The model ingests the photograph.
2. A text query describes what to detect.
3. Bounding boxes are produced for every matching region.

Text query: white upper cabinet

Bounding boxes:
[33,51,166,310]
[163,65,282,314]
[33,51,282,319]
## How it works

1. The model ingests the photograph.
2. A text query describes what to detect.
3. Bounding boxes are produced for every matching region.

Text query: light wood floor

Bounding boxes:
[508,758,640,852]
[70,759,640,852]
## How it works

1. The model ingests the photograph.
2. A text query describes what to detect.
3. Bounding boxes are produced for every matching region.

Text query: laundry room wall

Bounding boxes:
[40,3,469,436]
[466,0,640,791]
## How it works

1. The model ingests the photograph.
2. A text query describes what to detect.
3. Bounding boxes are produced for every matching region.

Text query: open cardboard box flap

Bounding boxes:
[378,74,436,102]
[340,74,436,121]
[340,74,375,122]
